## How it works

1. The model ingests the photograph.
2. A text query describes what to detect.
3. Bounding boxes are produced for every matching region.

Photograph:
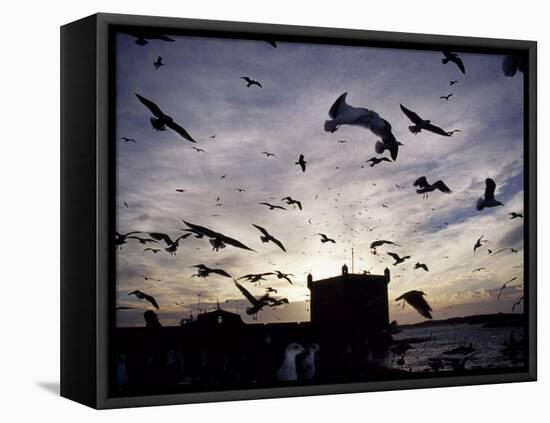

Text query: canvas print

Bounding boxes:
[113,28,528,397]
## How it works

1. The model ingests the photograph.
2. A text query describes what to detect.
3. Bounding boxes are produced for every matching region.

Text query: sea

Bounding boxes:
[384,323,525,372]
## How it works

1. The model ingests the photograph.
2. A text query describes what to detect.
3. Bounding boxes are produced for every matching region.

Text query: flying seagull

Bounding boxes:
[365,157,392,167]
[135,93,197,143]
[265,287,278,294]
[238,273,275,283]
[413,262,429,272]
[395,290,433,319]
[176,188,186,193]
[442,51,466,74]
[233,279,273,318]
[295,154,307,172]
[476,178,504,211]
[120,137,136,143]
[370,240,400,249]
[259,202,286,211]
[449,80,458,86]
[252,224,287,252]
[191,264,232,279]
[509,212,523,219]
[126,235,158,245]
[281,196,302,210]
[234,188,246,192]
[144,248,162,254]
[192,147,206,153]
[128,290,159,309]
[115,231,143,248]
[148,232,191,255]
[182,220,255,252]
[153,56,164,69]
[262,152,276,157]
[472,267,487,273]
[473,236,488,253]
[122,29,175,46]
[139,274,161,282]
[497,277,517,300]
[388,252,411,266]
[413,176,452,198]
[274,270,294,284]
[241,76,262,88]
[324,92,401,160]
[440,93,454,101]
[317,233,336,243]
[400,104,450,137]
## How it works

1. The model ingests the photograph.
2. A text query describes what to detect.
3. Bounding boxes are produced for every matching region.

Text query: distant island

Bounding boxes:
[397,313,525,329]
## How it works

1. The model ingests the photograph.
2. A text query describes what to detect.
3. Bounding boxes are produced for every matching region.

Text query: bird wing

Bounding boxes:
[212,268,232,278]
[328,92,352,118]
[454,57,466,74]
[413,176,428,188]
[433,180,452,193]
[241,77,251,83]
[135,93,164,118]
[387,252,400,261]
[296,201,303,210]
[484,178,497,201]
[143,293,160,309]
[408,293,433,319]
[424,122,451,136]
[148,232,173,245]
[233,279,258,306]
[165,120,197,143]
[220,233,256,251]
[400,104,423,124]
[252,224,269,237]
[270,236,287,252]
[174,233,192,244]
[421,264,429,271]
[182,221,221,239]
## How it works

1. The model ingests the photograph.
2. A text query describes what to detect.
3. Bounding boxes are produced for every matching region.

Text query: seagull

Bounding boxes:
[148,232,191,255]
[176,188,186,193]
[414,262,429,272]
[209,135,216,139]
[115,231,143,247]
[395,290,432,319]
[123,202,129,208]
[139,274,161,282]
[238,273,275,283]
[473,236,488,253]
[476,178,504,210]
[281,196,302,210]
[241,76,262,88]
[182,220,255,252]
[259,202,286,211]
[388,252,411,266]
[126,235,158,245]
[442,51,466,74]
[440,93,454,101]
[400,104,450,137]
[276,343,305,381]
[233,279,273,318]
[144,248,162,254]
[274,270,294,284]
[324,92,401,160]
[370,240,400,249]
[497,277,517,300]
[252,224,287,252]
[192,147,206,153]
[365,157,392,167]
[120,137,136,143]
[122,29,175,46]
[295,154,307,172]
[472,267,487,273]
[135,93,197,143]
[267,297,290,307]
[337,140,347,144]
[265,287,278,294]
[128,290,159,309]
[317,233,336,243]
[447,129,462,136]
[509,212,523,219]
[413,176,452,198]
[510,248,518,254]
[191,264,232,278]
[153,56,164,69]
[262,151,276,157]
[234,188,246,192]
[449,80,458,86]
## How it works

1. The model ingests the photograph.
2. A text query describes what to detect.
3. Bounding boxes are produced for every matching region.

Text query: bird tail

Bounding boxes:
[476,197,485,211]
[324,120,339,133]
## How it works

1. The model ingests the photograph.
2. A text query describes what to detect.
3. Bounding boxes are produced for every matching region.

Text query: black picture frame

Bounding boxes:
[61,12,537,409]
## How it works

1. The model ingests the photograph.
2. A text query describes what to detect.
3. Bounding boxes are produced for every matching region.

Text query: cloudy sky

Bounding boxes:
[115,31,525,327]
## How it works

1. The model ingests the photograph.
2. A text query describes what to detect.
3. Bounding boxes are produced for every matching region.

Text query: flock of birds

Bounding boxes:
[116,31,525,328]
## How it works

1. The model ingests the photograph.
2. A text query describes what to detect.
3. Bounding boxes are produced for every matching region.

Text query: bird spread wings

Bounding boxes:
[182,220,255,251]
[370,240,400,249]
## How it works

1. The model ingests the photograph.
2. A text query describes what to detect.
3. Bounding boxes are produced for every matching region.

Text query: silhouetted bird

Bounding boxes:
[476,178,504,210]
[325,92,401,160]
[413,176,452,198]
[388,252,411,266]
[120,137,136,143]
[192,147,206,153]
[253,224,287,252]
[414,262,429,272]
[122,29,175,46]
[509,212,523,219]
[234,188,246,192]
[191,264,232,278]
[449,80,458,86]
[128,290,159,309]
[400,104,450,137]
[115,231,143,247]
[265,287,278,294]
[135,93,197,143]
[144,248,162,254]
[153,56,164,69]
[317,233,336,243]
[262,151,276,157]
[472,267,487,273]
[148,232,191,255]
[238,273,275,283]
[259,202,286,211]
[182,220,255,252]
[139,274,161,282]
[274,270,294,284]
[241,76,262,87]
[440,93,454,101]
[365,157,392,167]
[370,240,400,249]
[295,154,307,172]
[395,290,433,319]
[127,236,158,245]
[282,196,302,210]
[497,277,517,300]
[473,235,488,253]
[176,188,186,193]
[233,279,274,318]
[442,50,466,74]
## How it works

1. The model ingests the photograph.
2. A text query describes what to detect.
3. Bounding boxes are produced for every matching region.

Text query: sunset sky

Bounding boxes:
[115,31,525,327]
